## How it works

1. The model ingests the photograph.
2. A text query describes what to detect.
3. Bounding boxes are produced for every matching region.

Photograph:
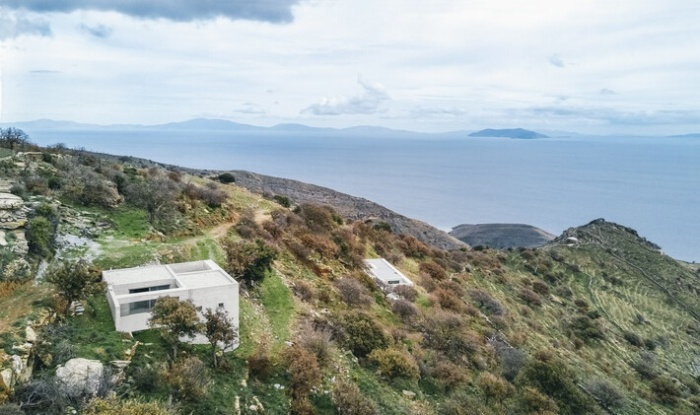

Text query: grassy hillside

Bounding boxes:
[0,141,698,414]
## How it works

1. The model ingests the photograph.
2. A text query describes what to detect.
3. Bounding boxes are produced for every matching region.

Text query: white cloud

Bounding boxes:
[302,77,390,116]
[0,10,52,40]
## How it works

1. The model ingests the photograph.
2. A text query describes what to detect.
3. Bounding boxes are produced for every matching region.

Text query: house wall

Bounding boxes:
[110,278,176,295]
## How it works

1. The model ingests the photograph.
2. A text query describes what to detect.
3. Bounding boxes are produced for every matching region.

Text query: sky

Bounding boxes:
[1,0,699,134]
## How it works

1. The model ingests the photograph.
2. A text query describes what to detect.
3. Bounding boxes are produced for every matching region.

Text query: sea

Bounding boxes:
[25,129,700,262]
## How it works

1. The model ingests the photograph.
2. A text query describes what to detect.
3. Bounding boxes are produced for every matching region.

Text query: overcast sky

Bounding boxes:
[1,0,699,134]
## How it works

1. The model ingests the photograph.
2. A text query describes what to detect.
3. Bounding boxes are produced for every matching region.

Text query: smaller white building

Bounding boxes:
[364,258,414,288]
[103,260,239,342]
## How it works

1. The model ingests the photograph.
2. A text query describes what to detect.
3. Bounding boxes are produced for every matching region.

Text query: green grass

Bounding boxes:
[258,271,295,350]
[0,148,14,158]
[107,207,152,239]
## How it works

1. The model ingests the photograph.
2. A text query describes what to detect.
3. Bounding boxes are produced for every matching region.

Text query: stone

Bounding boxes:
[25,326,37,343]
[402,390,416,399]
[0,368,13,392]
[11,355,23,375]
[56,358,104,397]
[0,231,6,246]
[0,193,24,210]
[11,343,32,355]
[110,360,131,370]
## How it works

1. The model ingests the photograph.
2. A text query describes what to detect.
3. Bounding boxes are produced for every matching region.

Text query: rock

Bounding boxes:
[11,343,32,355]
[249,405,258,412]
[25,326,37,343]
[402,390,416,399]
[0,368,13,392]
[0,231,6,246]
[56,358,104,397]
[10,355,23,375]
[110,360,130,370]
[0,193,27,230]
[0,193,24,210]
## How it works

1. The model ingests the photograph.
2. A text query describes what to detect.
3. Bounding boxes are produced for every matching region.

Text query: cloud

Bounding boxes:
[549,54,565,68]
[524,106,700,126]
[302,77,390,116]
[2,0,299,23]
[599,88,616,95]
[234,102,267,115]
[0,11,52,40]
[30,69,60,74]
[77,23,113,38]
[410,106,466,118]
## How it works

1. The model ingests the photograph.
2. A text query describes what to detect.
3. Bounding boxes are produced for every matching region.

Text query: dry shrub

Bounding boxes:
[290,397,315,415]
[584,378,626,410]
[391,299,418,323]
[247,345,273,380]
[420,310,482,360]
[165,356,208,402]
[477,372,514,402]
[287,239,311,261]
[297,323,334,367]
[469,289,505,316]
[518,288,542,307]
[300,232,339,258]
[333,381,378,415]
[285,347,322,399]
[398,235,431,258]
[428,359,469,390]
[336,277,372,307]
[419,262,448,281]
[300,203,341,232]
[517,386,559,414]
[392,285,417,302]
[293,280,316,302]
[531,280,550,295]
[438,280,465,297]
[368,347,420,380]
[419,275,437,292]
[337,311,389,358]
[434,288,465,312]
[650,376,681,405]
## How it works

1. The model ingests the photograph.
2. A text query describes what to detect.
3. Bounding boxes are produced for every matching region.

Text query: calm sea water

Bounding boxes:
[27,130,700,262]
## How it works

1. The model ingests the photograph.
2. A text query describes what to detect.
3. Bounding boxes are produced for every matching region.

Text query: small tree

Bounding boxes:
[149,297,201,360]
[224,239,277,286]
[203,307,237,369]
[45,260,104,317]
[0,127,30,150]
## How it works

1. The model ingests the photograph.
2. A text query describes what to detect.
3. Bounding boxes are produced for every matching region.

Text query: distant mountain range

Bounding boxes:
[468,128,548,139]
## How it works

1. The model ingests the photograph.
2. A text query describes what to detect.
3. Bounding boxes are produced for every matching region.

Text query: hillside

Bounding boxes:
[0,133,699,415]
[450,223,555,249]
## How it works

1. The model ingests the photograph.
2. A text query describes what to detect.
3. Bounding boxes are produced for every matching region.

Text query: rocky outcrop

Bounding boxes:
[0,193,28,230]
[230,171,467,251]
[56,358,105,397]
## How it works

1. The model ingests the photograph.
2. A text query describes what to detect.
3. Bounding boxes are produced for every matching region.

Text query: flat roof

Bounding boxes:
[103,260,237,290]
[103,264,175,286]
[364,258,413,285]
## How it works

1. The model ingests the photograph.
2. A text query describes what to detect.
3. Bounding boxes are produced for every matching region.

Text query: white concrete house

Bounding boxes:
[364,258,414,288]
[103,260,239,344]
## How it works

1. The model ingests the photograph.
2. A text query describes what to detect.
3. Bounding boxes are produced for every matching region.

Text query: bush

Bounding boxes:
[217,172,236,183]
[567,316,605,342]
[336,277,372,307]
[391,299,418,322]
[297,323,334,367]
[428,359,468,391]
[392,285,417,302]
[516,386,559,414]
[368,347,420,381]
[26,216,55,258]
[337,311,389,358]
[623,331,644,347]
[469,289,505,316]
[419,262,448,281]
[247,346,273,380]
[397,235,431,258]
[420,311,481,360]
[650,376,681,405]
[518,288,542,307]
[477,372,514,403]
[224,239,277,286]
[164,356,209,402]
[333,381,378,415]
[630,353,658,380]
[273,195,291,207]
[584,378,625,410]
[531,280,550,295]
[285,347,322,399]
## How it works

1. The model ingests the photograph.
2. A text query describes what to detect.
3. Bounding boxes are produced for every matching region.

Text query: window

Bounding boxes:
[129,284,170,294]
[128,299,157,314]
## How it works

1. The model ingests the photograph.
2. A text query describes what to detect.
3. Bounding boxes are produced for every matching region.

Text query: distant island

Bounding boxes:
[469,128,548,139]
[668,133,700,138]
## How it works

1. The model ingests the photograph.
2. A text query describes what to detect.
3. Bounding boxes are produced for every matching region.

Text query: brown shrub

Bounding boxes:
[434,288,465,312]
[469,289,505,316]
[518,288,542,307]
[297,323,334,367]
[336,277,373,307]
[420,262,448,281]
[333,381,378,415]
[391,299,419,322]
[247,346,273,380]
[164,356,208,402]
[477,372,514,403]
[531,280,550,295]
[429,359,469,390]
[398,235,431,258]
[438,280,465,297]
[650,376,681,405]
[392,285,417,302]
[368,348,420,380]
[293,280,316,302]
[285,347,322,399]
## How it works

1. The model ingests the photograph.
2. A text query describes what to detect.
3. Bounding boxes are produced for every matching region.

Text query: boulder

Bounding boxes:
[25,326,37,343]
[10,355,23,375]
[0,368,13,392]
[56,358,104,397]
[0,193,27,230]
[0,230,6,246]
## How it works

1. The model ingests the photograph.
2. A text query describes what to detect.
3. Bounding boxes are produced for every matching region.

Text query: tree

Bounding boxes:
[124,177,180,230]
[203,307,237,369]
[26,216,55,259]
[224,239,277,286]
[45,260,104,317]
[0,127,30,150]
[149,297,201,360]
